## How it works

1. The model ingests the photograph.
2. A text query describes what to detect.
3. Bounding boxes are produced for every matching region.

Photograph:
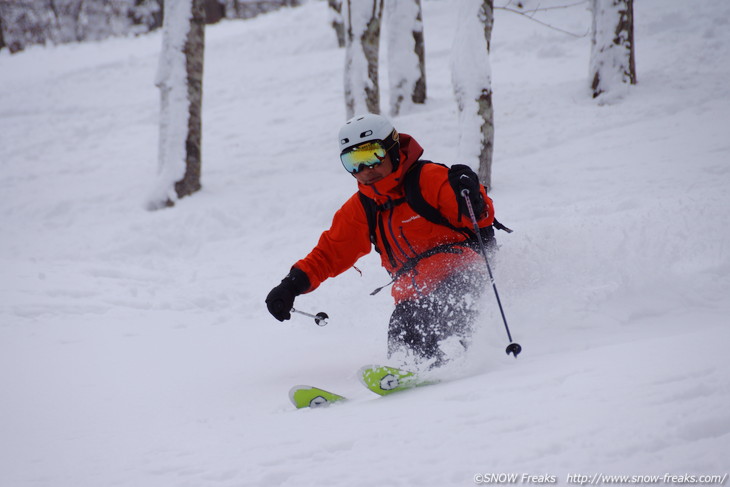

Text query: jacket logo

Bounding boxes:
[401,215,422,223]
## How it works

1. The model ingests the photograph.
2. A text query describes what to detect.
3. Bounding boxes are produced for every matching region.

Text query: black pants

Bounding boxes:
[387,268,487,368]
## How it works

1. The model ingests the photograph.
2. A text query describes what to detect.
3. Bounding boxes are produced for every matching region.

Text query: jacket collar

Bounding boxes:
[356,133,424,203]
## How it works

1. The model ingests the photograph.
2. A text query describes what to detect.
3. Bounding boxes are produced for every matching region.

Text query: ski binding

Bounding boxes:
[288,385,346,409]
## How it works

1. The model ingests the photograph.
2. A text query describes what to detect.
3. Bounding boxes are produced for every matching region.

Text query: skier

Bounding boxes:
[265,113,498,369]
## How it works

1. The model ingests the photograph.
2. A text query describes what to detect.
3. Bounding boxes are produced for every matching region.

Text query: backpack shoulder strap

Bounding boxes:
[357,192,378,247]
[404,160,474,237]
[410,160,514,234]
[358,191,399,267]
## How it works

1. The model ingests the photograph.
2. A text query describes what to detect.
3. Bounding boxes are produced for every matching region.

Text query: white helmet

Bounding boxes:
[338,113,401,169]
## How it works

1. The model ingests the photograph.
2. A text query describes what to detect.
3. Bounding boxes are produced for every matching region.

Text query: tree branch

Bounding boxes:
[495,1,590,38]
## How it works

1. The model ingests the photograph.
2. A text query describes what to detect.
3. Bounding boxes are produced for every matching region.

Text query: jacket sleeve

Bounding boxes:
[291,193,372,293]
[419,164,495,229]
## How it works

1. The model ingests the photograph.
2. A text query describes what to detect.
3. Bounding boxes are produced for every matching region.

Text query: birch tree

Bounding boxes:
[589,0,636,100]
[384,0,426,116]
[148,0,204,210]
[343,0,383,118]
[451,0,495,190]
[328,0,345,48]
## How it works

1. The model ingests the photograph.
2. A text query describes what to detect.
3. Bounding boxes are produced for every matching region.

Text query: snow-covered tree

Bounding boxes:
[76,1,135,42]
[589,0,636,100]
[343,0,383,118]
[1,0,299,53]
[384,0,426,116]
[224,0,300,20]
[0,0,55,52]
[149,0,204,210]
[328,0,345,48]
[131,0,163,32]
[0,0,153,52]
[451,0,495,190]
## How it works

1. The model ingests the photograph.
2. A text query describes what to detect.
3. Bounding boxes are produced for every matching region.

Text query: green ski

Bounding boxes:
[288,385,346,409]
[359,364,435,396]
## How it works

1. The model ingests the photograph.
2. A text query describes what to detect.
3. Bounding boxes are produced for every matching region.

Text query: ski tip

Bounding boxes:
[288,385,346,409]
[288,385,312,408]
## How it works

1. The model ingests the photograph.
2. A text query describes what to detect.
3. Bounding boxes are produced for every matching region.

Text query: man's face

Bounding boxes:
[352,152,393,185]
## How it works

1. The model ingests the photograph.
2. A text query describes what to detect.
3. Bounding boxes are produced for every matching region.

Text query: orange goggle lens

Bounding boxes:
[340,141,387,174]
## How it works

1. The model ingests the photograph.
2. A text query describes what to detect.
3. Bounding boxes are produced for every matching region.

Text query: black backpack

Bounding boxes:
[357,160,512,272]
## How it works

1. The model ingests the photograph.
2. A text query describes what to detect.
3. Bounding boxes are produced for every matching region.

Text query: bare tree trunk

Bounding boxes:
[328,0,345,48]
[590,0,636,100]
[149,0,204,210]
[0,14,5,51]
[343,0,383,118]
[177,0,204,200]
[411,0,426,104]
[451,0,495,190]
[385,0,426,116]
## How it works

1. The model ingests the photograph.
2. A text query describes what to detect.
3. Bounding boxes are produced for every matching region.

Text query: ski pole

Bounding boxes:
[460,188,522,358]
[291,308,329,326]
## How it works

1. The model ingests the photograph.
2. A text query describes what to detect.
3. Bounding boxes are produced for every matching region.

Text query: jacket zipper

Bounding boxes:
[399,226,418,256]
[385,197,410,262]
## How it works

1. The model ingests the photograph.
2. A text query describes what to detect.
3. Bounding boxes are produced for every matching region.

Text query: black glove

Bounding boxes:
[265,268,310,321]
[448,164,486,220]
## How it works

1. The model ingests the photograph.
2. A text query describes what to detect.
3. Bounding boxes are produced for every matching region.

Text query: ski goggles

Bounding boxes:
[340,141,389,174]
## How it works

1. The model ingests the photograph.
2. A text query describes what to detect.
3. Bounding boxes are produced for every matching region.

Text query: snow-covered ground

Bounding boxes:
[2,1,729,486]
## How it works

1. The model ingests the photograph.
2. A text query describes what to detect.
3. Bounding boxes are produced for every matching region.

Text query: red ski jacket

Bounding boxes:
[293,133,495,303]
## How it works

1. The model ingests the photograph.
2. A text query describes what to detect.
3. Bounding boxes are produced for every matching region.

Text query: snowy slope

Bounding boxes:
[1,1,729,486]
